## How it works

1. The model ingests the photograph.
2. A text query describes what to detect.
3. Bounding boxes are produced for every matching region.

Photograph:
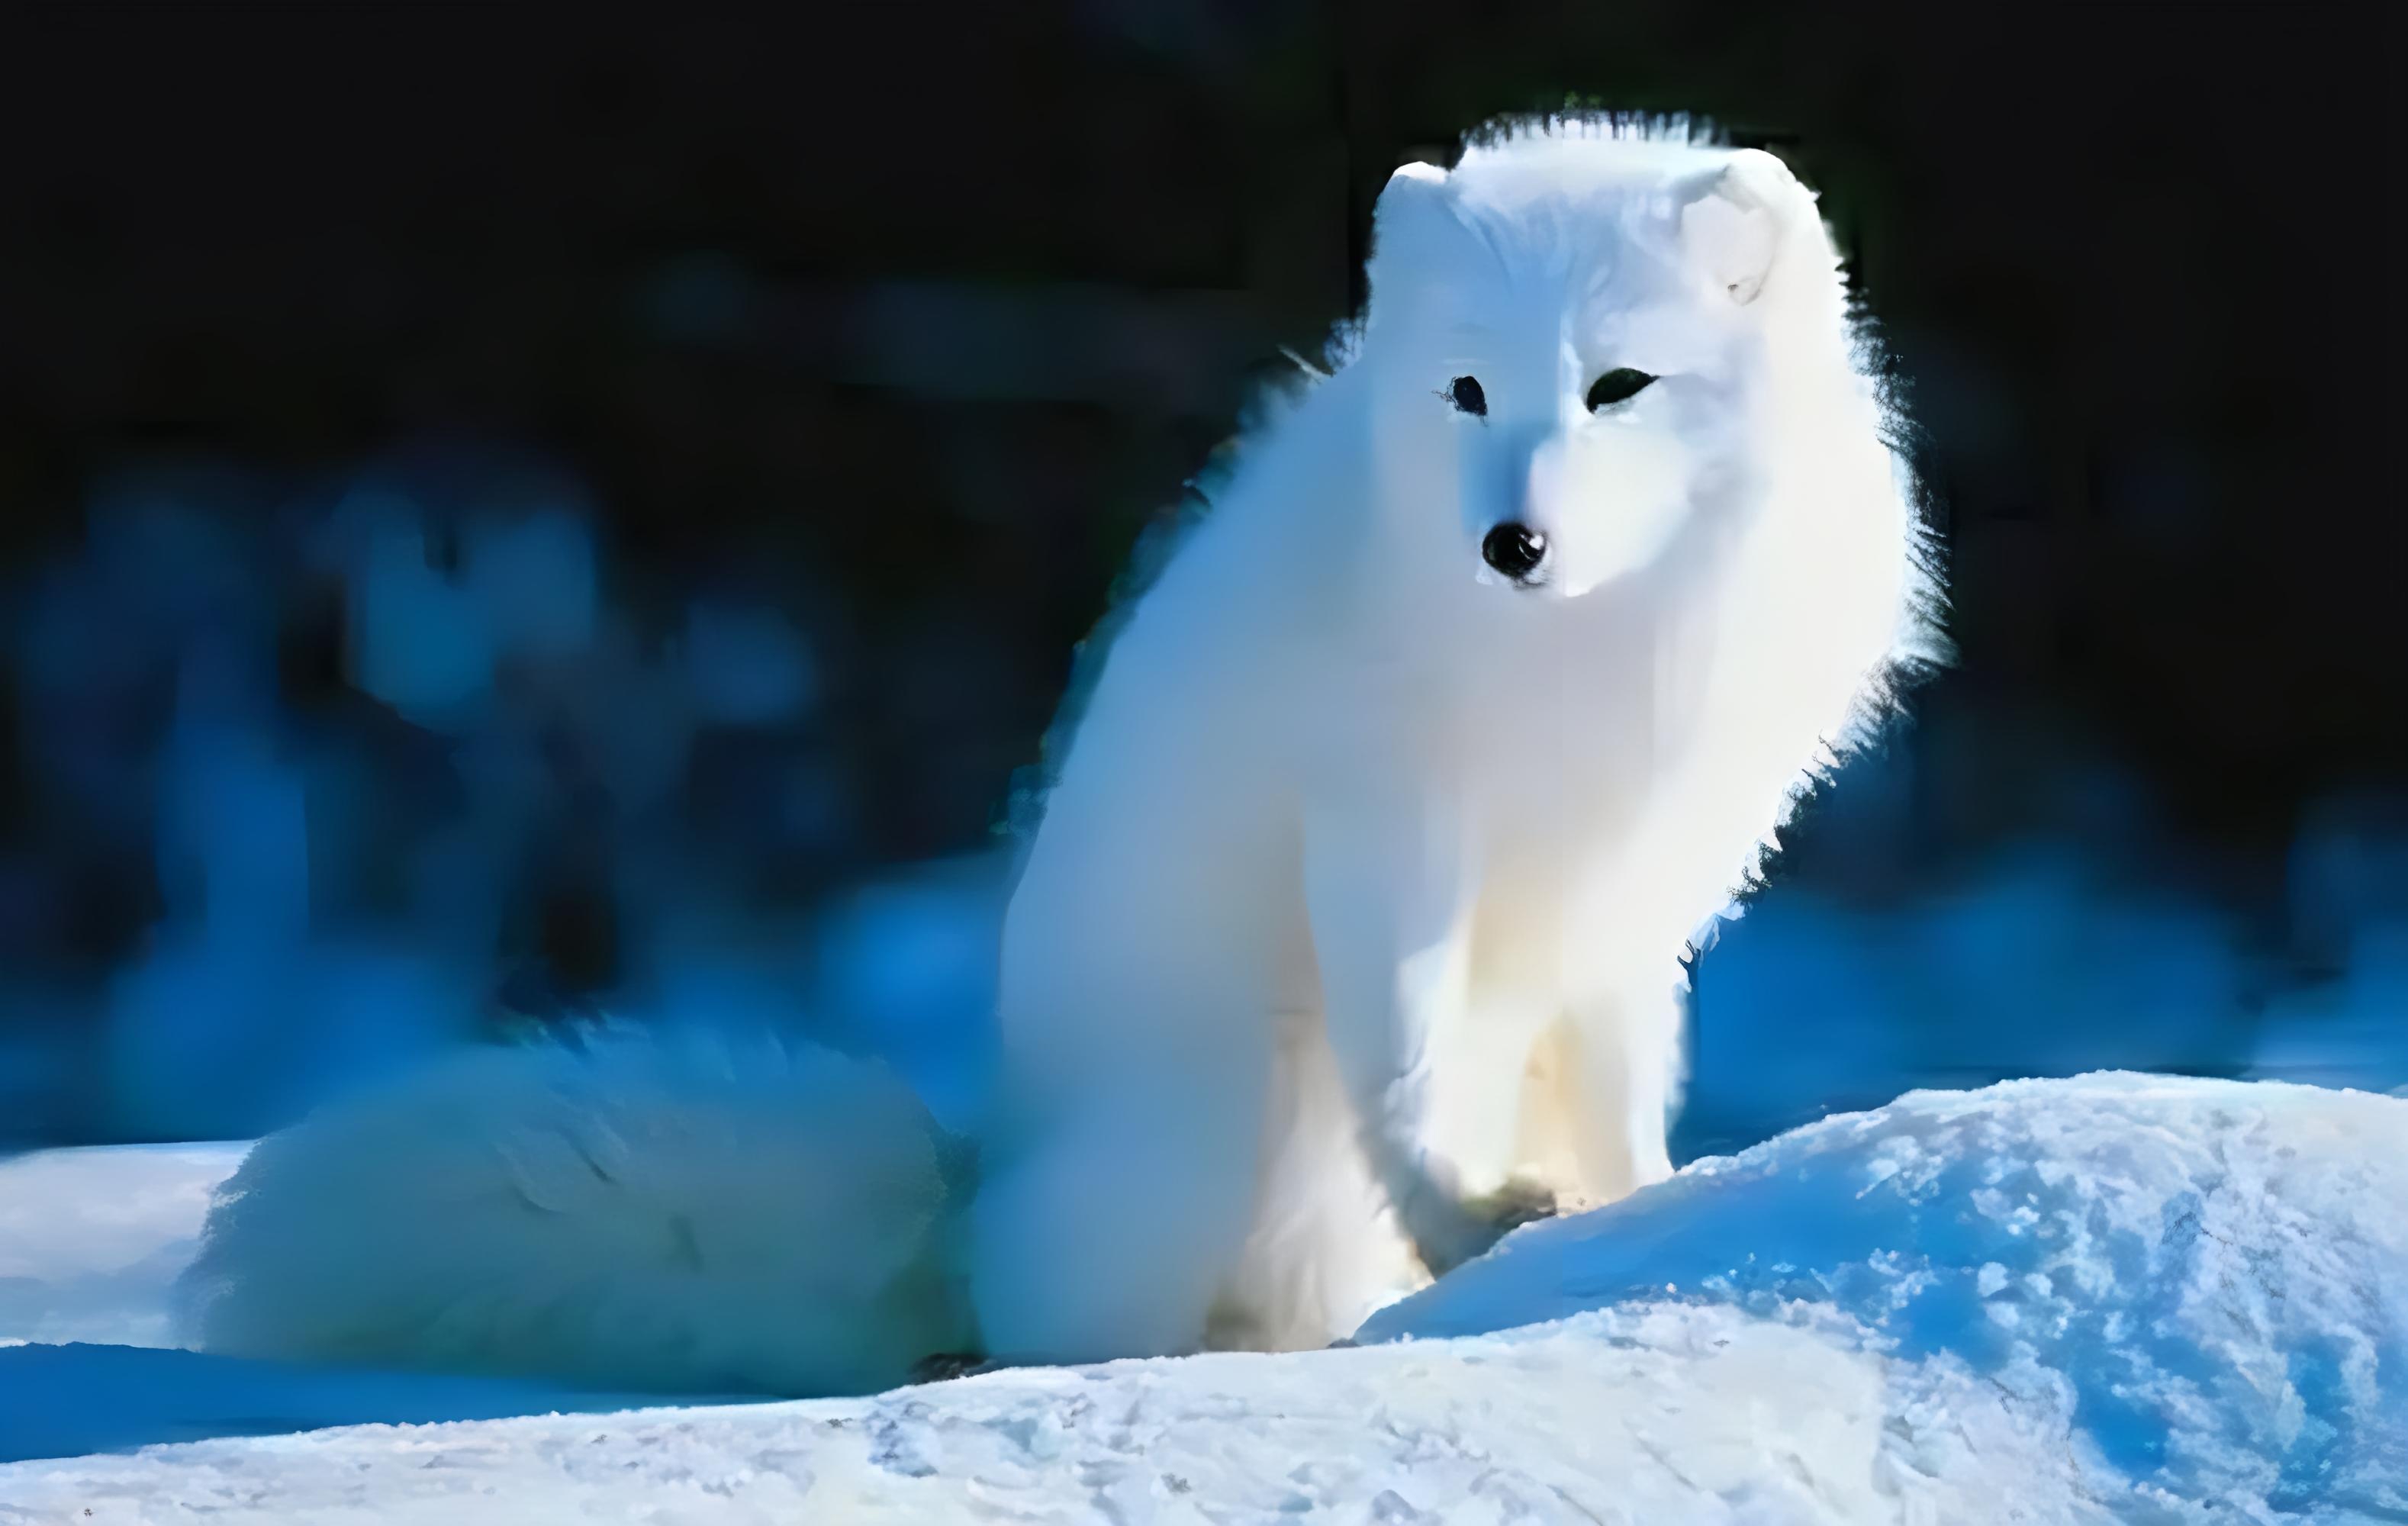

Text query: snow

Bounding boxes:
[1363,1073,2408,1520]
[2,1074,2401,1521]
[0,1142,246,1349]
[2,1307,2088,1524]
[0,1344,691,1467]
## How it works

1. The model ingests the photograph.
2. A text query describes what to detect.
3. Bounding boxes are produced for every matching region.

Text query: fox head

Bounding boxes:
[1360,126,1838,602]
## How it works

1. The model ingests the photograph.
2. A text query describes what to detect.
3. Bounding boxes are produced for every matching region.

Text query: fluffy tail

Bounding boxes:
[175,1029,977,1398]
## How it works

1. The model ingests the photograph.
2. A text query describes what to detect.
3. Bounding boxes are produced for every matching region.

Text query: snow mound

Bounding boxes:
[1363,1072,2408,1520]
[4,1074,2402,1522]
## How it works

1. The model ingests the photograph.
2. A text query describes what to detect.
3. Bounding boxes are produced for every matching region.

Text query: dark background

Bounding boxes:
[0,4,2399,1151]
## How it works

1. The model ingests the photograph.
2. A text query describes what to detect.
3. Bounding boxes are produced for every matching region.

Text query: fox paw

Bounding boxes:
[1412,1179,1560,1278]
[1471,1178,1560,1233]
[911,1351,996,1384]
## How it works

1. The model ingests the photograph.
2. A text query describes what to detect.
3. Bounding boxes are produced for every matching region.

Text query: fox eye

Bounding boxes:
[1585,368,1657,410]
[1444,375,1487,417]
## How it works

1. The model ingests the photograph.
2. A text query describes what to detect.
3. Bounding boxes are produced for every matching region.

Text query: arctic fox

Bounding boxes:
[969,118,1934,1363]
[178,115,1933,1396]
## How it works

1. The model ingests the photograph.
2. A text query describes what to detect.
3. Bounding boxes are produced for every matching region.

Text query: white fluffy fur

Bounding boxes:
[178,115,1935,1392]
[178,1032,972,1395]
[970,116,1936,1363]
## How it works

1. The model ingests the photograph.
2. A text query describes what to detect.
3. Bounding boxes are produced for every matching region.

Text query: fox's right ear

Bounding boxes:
[1378,160,1448,206]
[1368,162,1458,306]
[1372,161,1453,247]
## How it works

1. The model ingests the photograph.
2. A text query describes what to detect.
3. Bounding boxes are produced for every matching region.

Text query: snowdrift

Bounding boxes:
[1363,1072,2408,1518]
[0,1073,2400,1524]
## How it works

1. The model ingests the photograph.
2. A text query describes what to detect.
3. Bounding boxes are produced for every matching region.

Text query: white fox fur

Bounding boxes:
[969,117,1935,1363]
[179,1032,974,1394]
[175,115,1935,1393]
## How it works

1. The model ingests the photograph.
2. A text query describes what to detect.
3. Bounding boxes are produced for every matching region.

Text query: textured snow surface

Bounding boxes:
[2,1074,2402,1524]
[1365,1073,2408,1521]
[1,1305,2085,1524]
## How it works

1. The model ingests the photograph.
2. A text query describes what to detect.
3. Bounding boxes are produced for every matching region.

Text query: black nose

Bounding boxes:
[1481,522,1549,584]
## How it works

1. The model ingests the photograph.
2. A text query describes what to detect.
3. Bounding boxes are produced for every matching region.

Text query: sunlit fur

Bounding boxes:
[179,1032,975,1396]
[175,115,1939,1394]
[971,114,1941,1363]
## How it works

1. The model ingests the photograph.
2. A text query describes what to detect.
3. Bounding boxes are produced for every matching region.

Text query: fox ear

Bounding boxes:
[1678,148,1802,307]
[1373,159,1452,242]
[1367,161,1463,308]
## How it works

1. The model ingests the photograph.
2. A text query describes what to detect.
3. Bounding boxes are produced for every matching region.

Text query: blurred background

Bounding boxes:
[0,5,2397,1158]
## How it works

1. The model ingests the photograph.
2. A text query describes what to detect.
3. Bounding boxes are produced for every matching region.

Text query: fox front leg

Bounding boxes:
[1302,789,1554,1278]
[1561,975,1682,1203]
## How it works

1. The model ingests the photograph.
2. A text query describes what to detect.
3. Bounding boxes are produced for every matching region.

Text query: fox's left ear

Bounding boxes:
[1678,148,1806,307]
